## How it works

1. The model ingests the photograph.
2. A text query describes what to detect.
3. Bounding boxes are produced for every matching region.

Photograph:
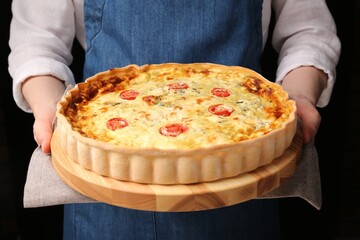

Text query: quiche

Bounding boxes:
[54,63,297,184]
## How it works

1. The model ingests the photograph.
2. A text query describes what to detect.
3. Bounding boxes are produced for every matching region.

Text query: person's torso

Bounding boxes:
[83,0,264,80]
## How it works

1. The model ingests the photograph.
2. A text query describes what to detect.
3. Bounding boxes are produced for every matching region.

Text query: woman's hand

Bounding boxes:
[281,66,328,144]
[291,95,322,144]
[32,105,57,154]
[22,75,66,154]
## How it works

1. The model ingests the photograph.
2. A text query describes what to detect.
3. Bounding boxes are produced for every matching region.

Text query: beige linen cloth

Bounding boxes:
[23,142,322,210]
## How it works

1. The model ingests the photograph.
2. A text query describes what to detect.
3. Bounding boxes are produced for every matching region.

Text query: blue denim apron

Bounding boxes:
[64,1,281,239]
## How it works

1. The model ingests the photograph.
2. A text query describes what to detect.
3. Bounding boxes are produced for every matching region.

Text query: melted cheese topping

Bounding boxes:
[66,65,293,149]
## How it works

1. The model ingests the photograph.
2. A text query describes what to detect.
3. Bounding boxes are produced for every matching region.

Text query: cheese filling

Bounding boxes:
[68,67,291,149]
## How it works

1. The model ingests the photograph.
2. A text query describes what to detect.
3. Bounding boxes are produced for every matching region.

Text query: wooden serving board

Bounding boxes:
[51,130,302,212]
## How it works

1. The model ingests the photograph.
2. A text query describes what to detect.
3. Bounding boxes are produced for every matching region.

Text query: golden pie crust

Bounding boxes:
[54,63,297,184]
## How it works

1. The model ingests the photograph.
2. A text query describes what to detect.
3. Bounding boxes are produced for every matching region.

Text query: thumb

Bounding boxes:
[33,117,54,154]
[295,98,321,144]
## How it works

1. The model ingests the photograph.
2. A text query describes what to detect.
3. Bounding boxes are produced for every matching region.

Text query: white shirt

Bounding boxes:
[8,0,341,112]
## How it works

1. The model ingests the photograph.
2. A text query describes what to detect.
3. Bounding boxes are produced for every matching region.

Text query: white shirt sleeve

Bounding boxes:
[271,0,341,107]
[8,0,78,112]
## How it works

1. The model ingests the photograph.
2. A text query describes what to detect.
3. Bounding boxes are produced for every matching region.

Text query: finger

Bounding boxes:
[33,118,54,154]
[296,100,321,144]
